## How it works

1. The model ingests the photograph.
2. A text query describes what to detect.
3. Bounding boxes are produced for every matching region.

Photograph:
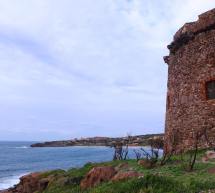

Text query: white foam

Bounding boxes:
[0,174,26,190]
[14,146,29,149]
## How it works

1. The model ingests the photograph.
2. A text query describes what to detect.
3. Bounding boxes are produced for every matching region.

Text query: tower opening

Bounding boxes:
[206,80,215,100]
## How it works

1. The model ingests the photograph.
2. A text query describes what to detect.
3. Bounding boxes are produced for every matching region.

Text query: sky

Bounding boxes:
[0,0,215,141]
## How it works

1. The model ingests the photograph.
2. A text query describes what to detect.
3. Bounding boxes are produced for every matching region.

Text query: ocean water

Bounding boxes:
[0,141,144,190]
[0,141,117,190]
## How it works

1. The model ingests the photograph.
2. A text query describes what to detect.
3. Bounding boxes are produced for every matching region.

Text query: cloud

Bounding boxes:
[0,0,215,140]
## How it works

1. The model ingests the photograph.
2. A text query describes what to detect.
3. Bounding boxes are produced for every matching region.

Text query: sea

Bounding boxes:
[0,141,145,190]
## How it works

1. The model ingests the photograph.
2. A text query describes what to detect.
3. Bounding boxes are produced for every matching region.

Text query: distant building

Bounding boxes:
[164,9,215,153]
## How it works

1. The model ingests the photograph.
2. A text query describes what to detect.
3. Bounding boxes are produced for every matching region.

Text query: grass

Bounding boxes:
[40,150,215,193]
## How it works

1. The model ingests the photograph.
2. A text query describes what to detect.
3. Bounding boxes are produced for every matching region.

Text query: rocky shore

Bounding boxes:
[0,164,143,193]
[1,150,215,193]
[0,172,48,193]
[31,134,164,147]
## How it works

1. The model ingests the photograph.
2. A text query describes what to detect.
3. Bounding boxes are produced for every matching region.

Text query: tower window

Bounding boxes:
[206,80,215,100]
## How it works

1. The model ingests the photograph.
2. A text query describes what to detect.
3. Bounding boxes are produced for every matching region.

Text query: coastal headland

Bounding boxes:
[31,134,164,147]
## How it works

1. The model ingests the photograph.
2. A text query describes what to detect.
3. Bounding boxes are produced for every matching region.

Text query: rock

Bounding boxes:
[20,173,41,193]
[138,160,154,169]
[206,151,215,159]
[202,151,215,162]
[208,167,215,174]
[111,171,143,182]
[115,163,129,171]
[202,156,209,163]
[1,172,50,193]
[80,166,117,189]
[38,178,49,192]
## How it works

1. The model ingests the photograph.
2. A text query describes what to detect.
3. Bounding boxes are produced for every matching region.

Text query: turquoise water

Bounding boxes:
[0,141,116,190]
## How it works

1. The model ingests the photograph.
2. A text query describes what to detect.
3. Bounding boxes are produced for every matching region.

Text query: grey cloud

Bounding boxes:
[0,0,215,140]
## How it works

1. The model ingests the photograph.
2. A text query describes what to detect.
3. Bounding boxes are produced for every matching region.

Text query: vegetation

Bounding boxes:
[39,149,215,193]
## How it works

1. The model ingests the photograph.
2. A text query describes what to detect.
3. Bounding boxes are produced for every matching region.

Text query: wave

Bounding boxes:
[0,175,20,190]
[14,146,29,149]
[0,173,27,190]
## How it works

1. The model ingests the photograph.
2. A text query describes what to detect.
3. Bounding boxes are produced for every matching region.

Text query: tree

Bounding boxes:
[133,149,142,161]
[160,130,179,166]
[112,133,132,160]
[186,126,214,171]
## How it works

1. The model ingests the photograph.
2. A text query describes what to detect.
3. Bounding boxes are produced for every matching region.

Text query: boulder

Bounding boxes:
[202,151,215,162]
[206,151,215,159]
[208,167,215,174]
[138,160,154,169]
[115,163,129,171]
[80,166,117,189]
[202,156,209,163]
[111,171,143,182]
[20,173,41,193]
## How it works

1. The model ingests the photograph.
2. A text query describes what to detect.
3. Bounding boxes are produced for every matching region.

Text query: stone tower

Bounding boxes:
[164,9,215,153]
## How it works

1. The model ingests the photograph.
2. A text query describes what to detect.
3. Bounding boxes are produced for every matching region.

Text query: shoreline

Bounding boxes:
[0,173,26,191]
[0,136,164,192]
[1,150,215,193]
[0,145,156,191]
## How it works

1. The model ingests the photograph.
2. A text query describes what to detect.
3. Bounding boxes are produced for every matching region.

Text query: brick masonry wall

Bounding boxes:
[164,9,215,153]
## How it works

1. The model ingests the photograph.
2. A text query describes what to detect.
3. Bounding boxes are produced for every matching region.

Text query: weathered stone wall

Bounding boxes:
[164,9,215,153]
